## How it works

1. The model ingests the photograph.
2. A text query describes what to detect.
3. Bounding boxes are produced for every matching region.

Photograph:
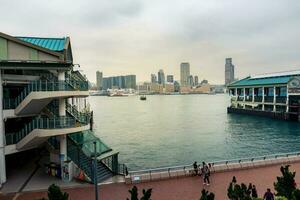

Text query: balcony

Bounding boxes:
[276,97,287,104]
[5,116,90,152]
[245,96,252,102]
[264,96,274,103]
[254,96,262,102]
[3,80,89,116]
[237,96,244,101]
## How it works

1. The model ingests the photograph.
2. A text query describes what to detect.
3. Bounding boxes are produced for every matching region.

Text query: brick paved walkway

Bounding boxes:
[2,162,300,200]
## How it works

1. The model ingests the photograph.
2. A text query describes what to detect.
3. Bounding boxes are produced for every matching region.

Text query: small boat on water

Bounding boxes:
[140,95,147,100]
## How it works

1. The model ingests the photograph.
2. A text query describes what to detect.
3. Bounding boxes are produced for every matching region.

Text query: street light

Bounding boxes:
[93,141,99,200]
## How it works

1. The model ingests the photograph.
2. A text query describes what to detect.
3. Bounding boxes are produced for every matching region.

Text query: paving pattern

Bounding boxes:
[2,162,300,200]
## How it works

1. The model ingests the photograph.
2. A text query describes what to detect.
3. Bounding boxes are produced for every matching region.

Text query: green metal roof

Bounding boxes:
[16,36,66,51]
[228,76,296,87]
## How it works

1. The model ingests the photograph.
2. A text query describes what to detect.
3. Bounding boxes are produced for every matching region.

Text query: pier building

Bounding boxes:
[0,32,126,187]
[227,70,300,121]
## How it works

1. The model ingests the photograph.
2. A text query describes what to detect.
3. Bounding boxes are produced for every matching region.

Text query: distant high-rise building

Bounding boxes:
[201,79,208,85]
[102,75,136,90]
[96,71,103,90]
[188,75,194,86]
[194,76,199,86]
[124,75,136,89]
[180,62,190,86]
[158,69,165,85]
[174,81,180,92]
[151,74,157,83]
[167,75,174,83]
[225,58,235,85]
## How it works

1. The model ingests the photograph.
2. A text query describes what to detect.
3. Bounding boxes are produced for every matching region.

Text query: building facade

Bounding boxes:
[194,76,199,86]
[151,74,157,83]
[0,32,126,187]
[180,62,190,86]
[96,71,103,90]
[225,58,235,85]
[188,75,194,86]
[227,70,300,121]
[102,75,136,90]
[167,75,174,83]
[158,69,165,86]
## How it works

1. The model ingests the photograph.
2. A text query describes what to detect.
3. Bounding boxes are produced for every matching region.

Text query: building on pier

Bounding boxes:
[0,32,126,188]
[227,70,300,121]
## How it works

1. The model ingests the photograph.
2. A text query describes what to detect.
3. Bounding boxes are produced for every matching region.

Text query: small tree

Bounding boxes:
[274,165,296,199]
[47,184,69,200]
[292,189,300,200]
[127,186,152,200]
[227,177,252,200]
[200,189,215,200]
[127,186,138,200]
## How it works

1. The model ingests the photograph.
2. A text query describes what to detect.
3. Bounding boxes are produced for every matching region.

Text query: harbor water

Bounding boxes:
[89,94,300,170]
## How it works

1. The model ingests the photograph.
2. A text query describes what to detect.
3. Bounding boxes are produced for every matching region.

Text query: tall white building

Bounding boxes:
[180,62,190,86]
[225,58,235,85]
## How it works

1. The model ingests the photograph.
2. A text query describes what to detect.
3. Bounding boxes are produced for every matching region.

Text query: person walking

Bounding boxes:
[202,162,210,185]
[263,188,274,200]
[252,185,258,198]
[193,161,198,175]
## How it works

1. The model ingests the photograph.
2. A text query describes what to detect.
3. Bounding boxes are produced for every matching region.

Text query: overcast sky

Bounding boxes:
[1,0,300,84]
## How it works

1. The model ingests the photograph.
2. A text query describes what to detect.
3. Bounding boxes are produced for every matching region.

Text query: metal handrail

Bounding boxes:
[128,151,300,177]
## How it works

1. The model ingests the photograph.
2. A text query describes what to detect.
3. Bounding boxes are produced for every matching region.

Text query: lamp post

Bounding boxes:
[93,141,99,200]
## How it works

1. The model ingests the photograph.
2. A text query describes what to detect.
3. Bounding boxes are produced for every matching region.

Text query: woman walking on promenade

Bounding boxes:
[263,188,274,200]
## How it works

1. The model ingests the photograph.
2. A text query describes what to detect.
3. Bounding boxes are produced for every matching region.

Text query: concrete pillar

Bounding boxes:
[58,71,67,179]
[262,87,265,111]
[273,86,276,112]
[0,70,6,187]
[252,87,255,102]
[286,93,289,113]
[243,88,246,108]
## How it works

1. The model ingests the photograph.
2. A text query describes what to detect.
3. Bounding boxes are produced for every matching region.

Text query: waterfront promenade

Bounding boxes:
[2,161,300,200]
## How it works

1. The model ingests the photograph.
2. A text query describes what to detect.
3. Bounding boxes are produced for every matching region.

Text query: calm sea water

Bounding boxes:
[89,94,300,171]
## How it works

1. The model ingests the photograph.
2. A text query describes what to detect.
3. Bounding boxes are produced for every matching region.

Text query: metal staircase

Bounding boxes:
[49,130,127,183]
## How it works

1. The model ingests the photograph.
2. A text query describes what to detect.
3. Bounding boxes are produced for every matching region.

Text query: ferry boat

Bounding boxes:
[140,95,147,100]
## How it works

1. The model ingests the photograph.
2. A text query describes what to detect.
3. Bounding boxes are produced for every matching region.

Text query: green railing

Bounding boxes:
[3,80,88,109]
[66,103,91,124]
[3,98,17,109]
[5,116,79,145]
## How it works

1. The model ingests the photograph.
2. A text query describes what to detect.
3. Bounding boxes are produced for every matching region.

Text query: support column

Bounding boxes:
[0,70,6,187]
[262,87,265,111]
[235,88,238,108]
[252,88,255,109]
[273,86,276,112]
[243,88,246,109]
[58,71,67,180]
[286,91,289,113]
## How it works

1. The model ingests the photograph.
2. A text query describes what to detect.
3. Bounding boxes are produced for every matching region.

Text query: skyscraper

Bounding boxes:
[188,75,194,86]
[158,69,165,85]
[180,62,190,86]
[96,71,103,90]
[225,58,235,85]
[167,75,174,83]
[151,74,157,83]
[194,76,199,86]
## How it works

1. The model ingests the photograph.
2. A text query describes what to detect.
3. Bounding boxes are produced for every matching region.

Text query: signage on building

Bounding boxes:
[288,78,300,93]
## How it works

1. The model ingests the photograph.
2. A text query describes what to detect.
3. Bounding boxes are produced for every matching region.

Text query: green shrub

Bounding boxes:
[274,165,296,199]
[275,196,288,200]
[292,189,300,200]
[127,186,152,200]
[251,198,263,200]
[199,189,215,200]
[47,184,69,200]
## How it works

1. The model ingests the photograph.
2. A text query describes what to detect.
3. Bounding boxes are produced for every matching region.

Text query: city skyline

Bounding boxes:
[2,0,300,84]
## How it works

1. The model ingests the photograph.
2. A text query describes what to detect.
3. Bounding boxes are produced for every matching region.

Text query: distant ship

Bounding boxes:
[140,95,147,100]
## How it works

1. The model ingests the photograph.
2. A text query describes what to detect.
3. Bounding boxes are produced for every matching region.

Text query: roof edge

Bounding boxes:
[0,32,63,59]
